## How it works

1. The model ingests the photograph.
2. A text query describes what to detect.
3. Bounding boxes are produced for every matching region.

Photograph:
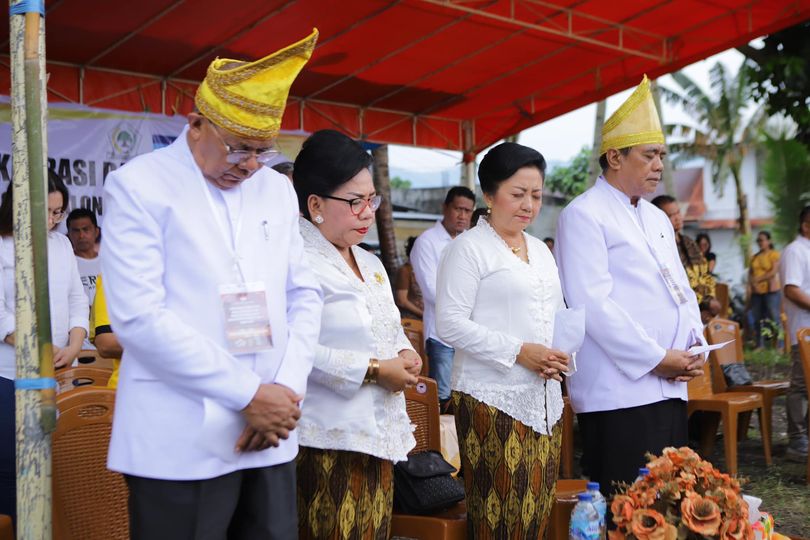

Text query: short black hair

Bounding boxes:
[651,194,676,209]
[443,186,475,206]
[599,147,631,173]
[800,205,810,232]
[471,207,489,225]
[543,237,554,244]
[48,170,69,212]
[293,130,373,220]
[66,208,98,229]
[405,236,417,258]
[478,142,546,196]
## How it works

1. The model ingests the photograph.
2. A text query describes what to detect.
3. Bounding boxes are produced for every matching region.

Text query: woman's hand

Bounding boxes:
[53,344,81,369]
[377,356,419,393]
[398,349,422,376]
[3,332,14,346]
[516,343,569,382]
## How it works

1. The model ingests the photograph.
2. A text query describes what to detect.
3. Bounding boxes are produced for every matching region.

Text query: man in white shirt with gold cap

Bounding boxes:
[101,30,322,539]
[556,76,705,500]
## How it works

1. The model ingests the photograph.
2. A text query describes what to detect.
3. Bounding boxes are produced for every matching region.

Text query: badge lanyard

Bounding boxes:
[196,169,247,284]
[604,181,689,307]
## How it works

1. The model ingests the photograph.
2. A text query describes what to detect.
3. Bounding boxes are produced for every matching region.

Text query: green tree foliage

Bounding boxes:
[545,146,590,204]
[741,21,810,146]
[761,134,810,245]
[390,176,412,189]
[661,62,764,265]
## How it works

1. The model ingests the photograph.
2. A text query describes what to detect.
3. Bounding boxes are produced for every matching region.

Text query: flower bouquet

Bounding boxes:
[609,447,753,540]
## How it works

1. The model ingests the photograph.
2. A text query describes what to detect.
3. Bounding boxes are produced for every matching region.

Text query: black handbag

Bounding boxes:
[721,363,753,387]
[393,450,465,515]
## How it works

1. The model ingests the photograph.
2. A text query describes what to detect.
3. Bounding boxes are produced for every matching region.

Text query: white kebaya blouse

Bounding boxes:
[297,219,416,462]
[435,218,565,435]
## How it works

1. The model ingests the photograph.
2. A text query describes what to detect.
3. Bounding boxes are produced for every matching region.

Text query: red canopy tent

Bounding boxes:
[2,0,809,156]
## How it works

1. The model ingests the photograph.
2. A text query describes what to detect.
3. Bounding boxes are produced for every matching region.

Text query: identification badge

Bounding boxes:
[659,266,688,305]
[219,282,273,354]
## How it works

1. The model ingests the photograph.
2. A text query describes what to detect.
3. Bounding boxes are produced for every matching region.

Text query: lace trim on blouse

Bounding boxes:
[299,219,416,460]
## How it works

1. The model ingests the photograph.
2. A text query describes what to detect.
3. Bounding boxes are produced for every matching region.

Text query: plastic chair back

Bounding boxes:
[687,363,715,400]
[53,388,128,540]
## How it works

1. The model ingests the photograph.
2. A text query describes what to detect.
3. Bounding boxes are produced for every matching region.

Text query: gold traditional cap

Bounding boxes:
[195,28,318,140]
[599,75,665,155]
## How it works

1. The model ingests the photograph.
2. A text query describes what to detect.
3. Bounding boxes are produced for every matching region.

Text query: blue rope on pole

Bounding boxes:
[9,0,45,16]
[15,377,57,390]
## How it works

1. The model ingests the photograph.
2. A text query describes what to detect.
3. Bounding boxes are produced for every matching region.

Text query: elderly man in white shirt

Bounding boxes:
[410,186,474,407]
[781,205,810,462]
[557,76,704,500]
[101,31,322,540]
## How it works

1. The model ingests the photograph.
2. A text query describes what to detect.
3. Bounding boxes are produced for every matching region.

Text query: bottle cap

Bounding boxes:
[586,481,600,491]
[577,492,593,502]
[638,467,650,476]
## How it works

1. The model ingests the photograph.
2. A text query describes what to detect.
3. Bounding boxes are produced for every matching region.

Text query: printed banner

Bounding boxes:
[0,98,306,230]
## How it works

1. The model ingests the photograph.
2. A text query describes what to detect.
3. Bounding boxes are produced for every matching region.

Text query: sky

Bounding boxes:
[388,46,750,185]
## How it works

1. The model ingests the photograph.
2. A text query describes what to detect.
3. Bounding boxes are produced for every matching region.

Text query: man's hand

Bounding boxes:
[235,425,277,453]
[654,349,703,381]
[398,349,422,376]
[241,383,302,442]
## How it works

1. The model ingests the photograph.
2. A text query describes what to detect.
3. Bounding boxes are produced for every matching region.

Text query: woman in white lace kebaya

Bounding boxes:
[436,142,570,539]
[292,130,421,540]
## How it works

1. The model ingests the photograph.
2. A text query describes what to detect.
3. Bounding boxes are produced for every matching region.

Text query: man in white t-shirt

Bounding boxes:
[411,186,475,409]
[781,205,810,462]
[66,208,100,306]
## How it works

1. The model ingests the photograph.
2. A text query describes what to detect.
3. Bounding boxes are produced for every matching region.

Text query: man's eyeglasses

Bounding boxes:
[49,209,66,223]
[206,119,280,165]
[320,194,382,216]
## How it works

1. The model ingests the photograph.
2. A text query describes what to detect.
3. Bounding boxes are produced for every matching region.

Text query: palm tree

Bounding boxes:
[661,62,764,265]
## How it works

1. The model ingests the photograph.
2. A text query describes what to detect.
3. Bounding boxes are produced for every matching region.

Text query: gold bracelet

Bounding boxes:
[364,358,380,384]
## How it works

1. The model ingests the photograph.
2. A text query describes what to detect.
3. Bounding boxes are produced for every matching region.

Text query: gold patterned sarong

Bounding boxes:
[453,391,562,539]
[296,447,393,540]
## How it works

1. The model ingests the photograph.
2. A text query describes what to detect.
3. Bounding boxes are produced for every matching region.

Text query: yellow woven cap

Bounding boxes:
[195,28,318,140]
[600,75,665,155]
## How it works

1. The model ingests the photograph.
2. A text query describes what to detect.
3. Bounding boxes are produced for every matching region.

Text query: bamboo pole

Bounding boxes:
[10,1,55,537]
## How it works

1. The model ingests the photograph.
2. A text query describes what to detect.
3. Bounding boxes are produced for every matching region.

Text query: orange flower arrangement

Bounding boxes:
[610,447,753,540]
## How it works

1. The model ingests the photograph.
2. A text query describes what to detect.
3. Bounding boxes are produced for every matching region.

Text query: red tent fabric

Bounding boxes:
[2,0,808,153]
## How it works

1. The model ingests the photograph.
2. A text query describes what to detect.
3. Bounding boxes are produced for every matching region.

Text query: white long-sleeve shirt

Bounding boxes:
[101,128,322,480]
[0,232,89,380]
[410,219,453,345]
[297,219,416,462]
[556,178,705,414]
[436,218,565,434]
[780,235,810,346]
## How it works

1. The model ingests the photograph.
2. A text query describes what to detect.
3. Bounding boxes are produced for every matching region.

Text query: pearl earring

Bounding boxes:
[314,215,324,224]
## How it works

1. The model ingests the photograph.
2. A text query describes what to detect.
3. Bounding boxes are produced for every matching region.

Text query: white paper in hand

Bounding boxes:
[551,307,585,376]
[687,339,734,357]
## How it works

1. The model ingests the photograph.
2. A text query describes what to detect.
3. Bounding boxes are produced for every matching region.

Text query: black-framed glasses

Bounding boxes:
[206,119,280,165]
[320,194,382,215]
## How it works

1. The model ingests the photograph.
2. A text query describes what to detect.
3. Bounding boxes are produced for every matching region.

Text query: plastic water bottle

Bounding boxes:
[635,467,650,483]
[569,492,601,540]
[586,481,606,536]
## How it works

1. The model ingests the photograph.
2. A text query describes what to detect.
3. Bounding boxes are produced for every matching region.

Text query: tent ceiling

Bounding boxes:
[2,0,808,153]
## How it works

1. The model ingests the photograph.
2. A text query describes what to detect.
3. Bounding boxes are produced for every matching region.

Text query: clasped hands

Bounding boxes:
[236,349,423,453]
[377,349,421,392]
[237,383,302,453]
[516,343,570,382]
[654,349,703,382]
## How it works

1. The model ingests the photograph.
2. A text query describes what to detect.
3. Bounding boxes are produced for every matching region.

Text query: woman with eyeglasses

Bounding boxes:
[0,172,89,526]
[292,130,421,540]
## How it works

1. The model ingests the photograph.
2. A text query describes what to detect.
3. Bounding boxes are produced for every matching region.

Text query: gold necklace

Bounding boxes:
[510,246,521,254]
